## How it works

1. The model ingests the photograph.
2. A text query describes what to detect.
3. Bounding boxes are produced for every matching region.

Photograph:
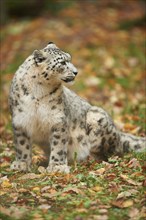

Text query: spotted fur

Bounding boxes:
[9,42,146,173]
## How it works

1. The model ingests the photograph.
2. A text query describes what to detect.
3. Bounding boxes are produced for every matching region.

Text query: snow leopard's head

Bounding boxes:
[33,42,78,84]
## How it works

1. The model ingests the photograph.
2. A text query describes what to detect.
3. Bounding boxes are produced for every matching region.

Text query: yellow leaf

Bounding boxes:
[0,161,10,167]
[104,56,115,69]
[0,191,7,196]
[76,208,88,213]
[92,186,103,192]
[95,168,105,175]
[32,187,40,192]
[38,166,46,174]
[1,180,11,188]
[88,188,96,194]
[122,200,133,208]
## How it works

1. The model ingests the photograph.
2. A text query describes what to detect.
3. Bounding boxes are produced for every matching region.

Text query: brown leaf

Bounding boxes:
[19,173,41,180]
[89,168,105,177]
[131,172,143,177]
[111,199,124,208]
[120,174,142,186]
[112,199,134,208]
[63,187,82,194]
[142,179,146,187]
[42,189,58,198]
[128,207,139,219]
[41,186,51,193]
[106,173,116,180]
[127,158,141,168]
[109,182,120,193]
[0,205,27,219]
[117,191,132,200]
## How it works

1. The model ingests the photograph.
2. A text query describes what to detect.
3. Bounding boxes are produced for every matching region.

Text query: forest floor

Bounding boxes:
[0,1,146,220]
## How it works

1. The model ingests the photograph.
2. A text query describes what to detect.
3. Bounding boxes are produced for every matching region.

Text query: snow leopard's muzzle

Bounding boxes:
[62,70,78,83]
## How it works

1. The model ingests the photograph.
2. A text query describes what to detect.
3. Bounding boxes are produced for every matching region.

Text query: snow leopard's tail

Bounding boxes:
[120,132,146,153]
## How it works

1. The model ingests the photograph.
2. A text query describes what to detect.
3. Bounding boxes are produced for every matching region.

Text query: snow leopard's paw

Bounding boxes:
[46,164,70,173]
[10,161,31,172]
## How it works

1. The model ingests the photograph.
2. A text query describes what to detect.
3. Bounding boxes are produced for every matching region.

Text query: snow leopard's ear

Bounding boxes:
[33,50,46,64]
[46,42,58,49]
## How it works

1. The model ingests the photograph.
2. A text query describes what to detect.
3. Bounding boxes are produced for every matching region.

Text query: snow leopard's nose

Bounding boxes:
[73,70,78,76]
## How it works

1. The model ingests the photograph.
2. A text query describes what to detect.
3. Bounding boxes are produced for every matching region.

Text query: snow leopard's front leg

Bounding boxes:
[47,122,70,173]
[11,126,32,171]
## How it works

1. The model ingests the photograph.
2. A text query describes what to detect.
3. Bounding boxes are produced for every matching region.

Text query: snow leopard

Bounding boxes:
[9,42,145,173]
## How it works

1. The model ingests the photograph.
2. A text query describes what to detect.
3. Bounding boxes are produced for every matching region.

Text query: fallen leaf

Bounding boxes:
[42,189,58,198]
[120,174,142,186]
[41,186,51,193]
[1,180,12,188]
[92,186,103,192]
[63,187,82,194]
[32,213,44,220]
[0,161,10,167]
[128,57,139,67]
[76,208,88,213]
[124,123,136,131]
[38,204,51,211]
[32,187,40,193]
[98,209,108,214]
[128,207,139,219]
[19,173,41,180]
[38,166,46,174]
[143,180,146,187]
[0,205,27,219]
[127,158,141,168]
[131,172,143,177]
[122,199,133,208]
[109,182,120,193]
[0,175,9,183]
[89,168,105,177]
[95,168,106,175]
[0,191,7,196]
[91,214,108,220]
[112,199,134,208]
[111,199,124,208]
[106,173,116,180]
[104,56,115,69]
[117,191,132,199]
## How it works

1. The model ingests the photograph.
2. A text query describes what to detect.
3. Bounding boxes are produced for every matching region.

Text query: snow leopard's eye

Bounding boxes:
[38,57,46,63]
[60,61,66,65]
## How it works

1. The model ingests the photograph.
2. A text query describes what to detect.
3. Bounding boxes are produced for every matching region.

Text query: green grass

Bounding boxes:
[0,151,145,220]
